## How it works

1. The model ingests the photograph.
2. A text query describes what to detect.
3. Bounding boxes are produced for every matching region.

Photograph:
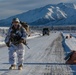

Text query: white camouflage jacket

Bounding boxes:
[5,24,27,45]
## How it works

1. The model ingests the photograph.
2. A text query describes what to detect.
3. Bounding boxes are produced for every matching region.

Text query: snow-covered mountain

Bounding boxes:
[0,3,76,26]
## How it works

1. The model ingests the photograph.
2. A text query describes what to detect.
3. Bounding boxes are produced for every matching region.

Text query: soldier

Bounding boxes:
[5,18,27,70]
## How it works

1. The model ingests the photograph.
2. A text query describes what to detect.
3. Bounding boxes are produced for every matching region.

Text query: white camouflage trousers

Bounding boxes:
[8,44,25,66]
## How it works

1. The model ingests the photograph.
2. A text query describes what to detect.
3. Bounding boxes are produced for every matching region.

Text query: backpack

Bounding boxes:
[20,21,30,36]
[20,21,29,31]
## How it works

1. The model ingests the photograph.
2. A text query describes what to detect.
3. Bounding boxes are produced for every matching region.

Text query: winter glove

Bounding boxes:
[19,38,27,45]
[19,38,24,43]
[23,40,27,45]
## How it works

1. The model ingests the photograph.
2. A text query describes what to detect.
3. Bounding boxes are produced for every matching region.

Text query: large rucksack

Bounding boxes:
[20,21,30,36]
[20,21,29,31]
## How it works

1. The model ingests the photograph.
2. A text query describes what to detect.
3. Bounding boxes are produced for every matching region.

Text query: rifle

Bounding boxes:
[25,44,30,49]
[23,42,30,49]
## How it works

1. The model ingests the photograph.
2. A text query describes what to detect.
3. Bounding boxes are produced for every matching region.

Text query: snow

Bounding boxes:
[1,3,76,26]
[1,28,76,74]
[27,32,42,40]
[0,27,9,29]
[0,35,5,47]
[0,31,73,75]
[65,37,76,51]
[73,4,76,9]
[62,32,76,51]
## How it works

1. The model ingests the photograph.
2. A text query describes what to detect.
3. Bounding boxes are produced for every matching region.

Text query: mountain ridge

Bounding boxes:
[0,3,76,26]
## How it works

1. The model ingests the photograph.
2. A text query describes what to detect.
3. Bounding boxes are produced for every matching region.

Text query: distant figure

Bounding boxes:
[5,18,27,70]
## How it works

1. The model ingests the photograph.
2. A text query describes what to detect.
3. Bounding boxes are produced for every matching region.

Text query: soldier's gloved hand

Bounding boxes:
[19,38,24,43]
[23,40,27,45]
[20,38,27,45]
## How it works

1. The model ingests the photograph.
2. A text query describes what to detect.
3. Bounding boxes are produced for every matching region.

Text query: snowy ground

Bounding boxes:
[0,31,74,75]
[0,29,76,75]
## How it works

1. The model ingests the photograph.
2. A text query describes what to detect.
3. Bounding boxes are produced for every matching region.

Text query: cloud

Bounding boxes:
[0,0,76,20]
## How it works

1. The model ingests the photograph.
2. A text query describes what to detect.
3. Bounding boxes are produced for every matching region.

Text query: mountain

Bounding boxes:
[0,3,76,26]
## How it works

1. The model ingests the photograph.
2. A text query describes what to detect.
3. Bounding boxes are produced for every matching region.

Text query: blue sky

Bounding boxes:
[0,0,76,20]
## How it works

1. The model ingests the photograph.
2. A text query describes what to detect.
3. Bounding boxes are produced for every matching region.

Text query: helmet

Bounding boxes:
[12,18,20,23]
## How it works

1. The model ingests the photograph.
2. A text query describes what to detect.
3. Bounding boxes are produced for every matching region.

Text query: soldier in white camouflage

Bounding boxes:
[5,18,27,70]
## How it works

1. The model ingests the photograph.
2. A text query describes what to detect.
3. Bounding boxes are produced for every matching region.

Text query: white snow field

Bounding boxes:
[0,31,73,75]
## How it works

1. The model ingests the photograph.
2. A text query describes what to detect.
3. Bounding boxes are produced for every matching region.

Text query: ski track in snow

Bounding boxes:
[0,32,73,75]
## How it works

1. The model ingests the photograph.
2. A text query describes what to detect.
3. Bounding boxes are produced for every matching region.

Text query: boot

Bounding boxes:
[18,64,23,70]
[9,64,16,70]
